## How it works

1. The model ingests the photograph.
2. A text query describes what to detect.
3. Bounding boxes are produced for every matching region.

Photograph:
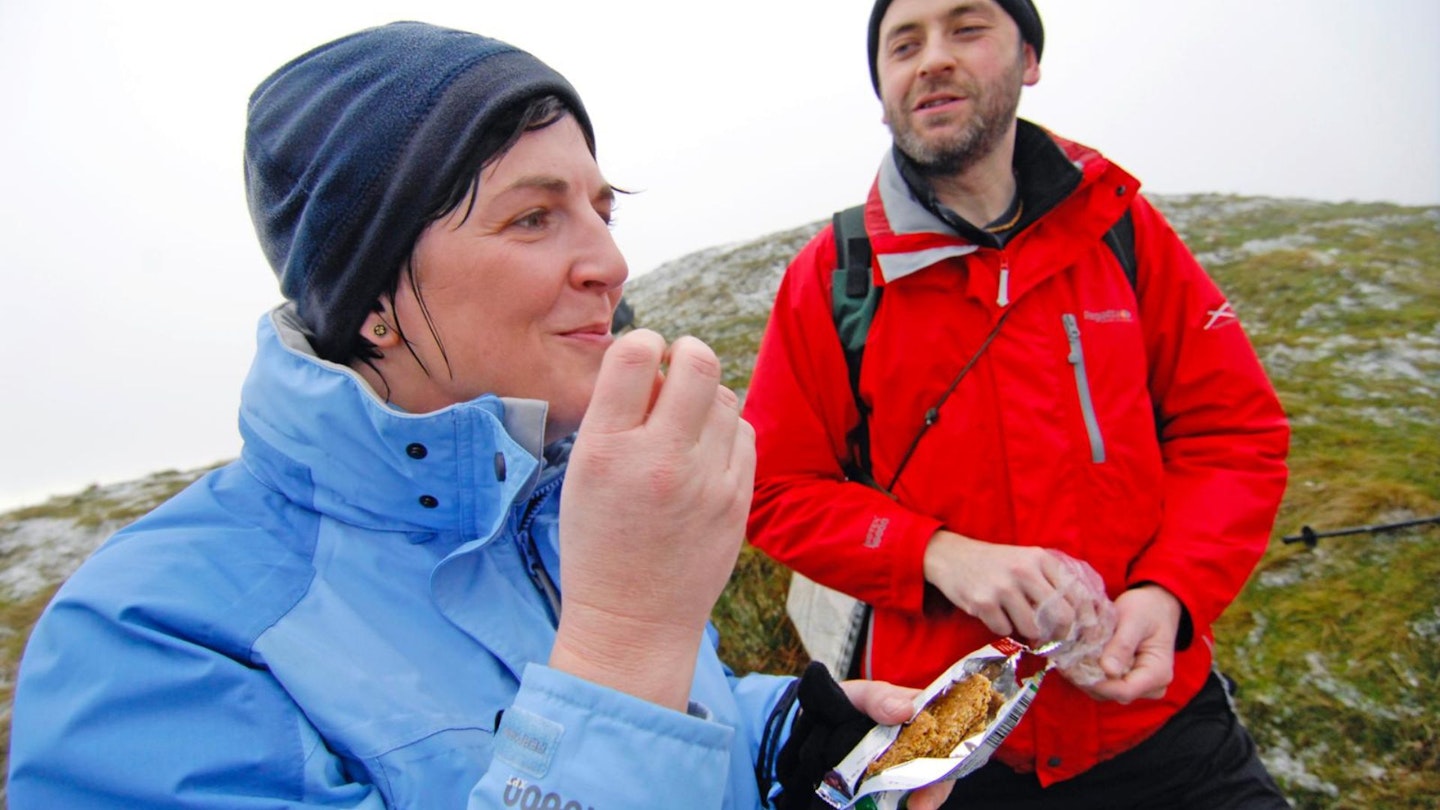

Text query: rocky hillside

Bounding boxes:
[2,195,1437,808]
[622,218,824,391]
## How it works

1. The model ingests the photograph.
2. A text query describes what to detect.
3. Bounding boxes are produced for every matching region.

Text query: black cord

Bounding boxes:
[756,676,801,804]
[884,307,1014,493]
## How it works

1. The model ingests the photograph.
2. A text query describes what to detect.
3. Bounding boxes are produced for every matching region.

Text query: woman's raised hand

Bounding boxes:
[550,329,755,710]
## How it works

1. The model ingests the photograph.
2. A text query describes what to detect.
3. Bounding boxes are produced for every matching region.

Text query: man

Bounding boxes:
[743,0,1293,806]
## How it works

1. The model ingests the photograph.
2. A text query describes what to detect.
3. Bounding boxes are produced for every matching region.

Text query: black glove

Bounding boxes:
[772,661,877,810]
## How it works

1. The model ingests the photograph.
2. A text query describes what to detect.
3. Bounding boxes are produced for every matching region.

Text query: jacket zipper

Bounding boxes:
[997,257,1011,307]
[1063,314,1106,463]
[516,476,564,625]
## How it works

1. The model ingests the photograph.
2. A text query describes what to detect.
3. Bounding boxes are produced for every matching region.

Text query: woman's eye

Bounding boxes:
[513,210,549,230]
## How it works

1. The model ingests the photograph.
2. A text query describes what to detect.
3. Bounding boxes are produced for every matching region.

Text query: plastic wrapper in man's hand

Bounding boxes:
[1034,550,1116,686]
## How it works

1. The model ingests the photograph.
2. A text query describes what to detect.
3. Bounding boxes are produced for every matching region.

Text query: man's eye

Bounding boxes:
[891,41,918,58]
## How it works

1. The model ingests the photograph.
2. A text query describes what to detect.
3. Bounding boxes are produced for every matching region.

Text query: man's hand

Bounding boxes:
[922,530,1082,643]
[1071,584,1181,703]
[550,330,755,711]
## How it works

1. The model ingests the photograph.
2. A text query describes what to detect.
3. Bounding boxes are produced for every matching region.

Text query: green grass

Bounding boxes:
[1218,526,1440,808]
[713,545,808,677]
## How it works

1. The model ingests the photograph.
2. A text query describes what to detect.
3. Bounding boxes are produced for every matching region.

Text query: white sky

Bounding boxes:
[2,0,1437,511]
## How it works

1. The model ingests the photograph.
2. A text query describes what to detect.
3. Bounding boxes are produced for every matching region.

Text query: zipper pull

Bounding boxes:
[997,258,1011,307]
[1063,313,1081,362]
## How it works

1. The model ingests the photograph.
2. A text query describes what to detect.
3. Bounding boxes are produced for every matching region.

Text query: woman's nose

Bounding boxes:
[574,211,629,290]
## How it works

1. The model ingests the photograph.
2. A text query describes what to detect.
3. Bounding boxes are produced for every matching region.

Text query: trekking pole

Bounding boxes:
[1282,515,1440,548]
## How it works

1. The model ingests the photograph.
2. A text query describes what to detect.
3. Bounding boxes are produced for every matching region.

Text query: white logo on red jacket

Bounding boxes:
[864,517,889,549]
[1084,309,1134,324]
[1204,301,1239,330]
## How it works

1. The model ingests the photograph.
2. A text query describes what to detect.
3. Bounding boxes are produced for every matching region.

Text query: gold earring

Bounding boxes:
[373,323,389,338]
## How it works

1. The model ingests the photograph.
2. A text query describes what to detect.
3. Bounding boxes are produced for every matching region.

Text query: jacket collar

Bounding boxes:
[238,305,552,542]
[874,151,981,283]
[886,119,1083,243]
[869,119,1137,287]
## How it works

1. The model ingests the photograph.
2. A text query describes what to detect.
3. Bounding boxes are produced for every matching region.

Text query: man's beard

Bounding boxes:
[887,53,1025,177]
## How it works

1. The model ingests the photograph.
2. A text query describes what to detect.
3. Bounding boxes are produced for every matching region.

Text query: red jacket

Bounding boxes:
[744,124,1289,785]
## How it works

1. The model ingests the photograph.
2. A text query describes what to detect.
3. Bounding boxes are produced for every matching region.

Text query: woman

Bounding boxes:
[7,22,952,810]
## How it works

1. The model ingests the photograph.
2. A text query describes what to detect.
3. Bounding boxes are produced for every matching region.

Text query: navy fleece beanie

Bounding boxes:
[867,0,1044,95]
[244,21,594,361]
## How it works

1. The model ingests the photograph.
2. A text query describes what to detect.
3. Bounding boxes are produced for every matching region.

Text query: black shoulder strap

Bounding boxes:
[1104,209,1138,293]
[831,205,878,359]
[830,205,881,487]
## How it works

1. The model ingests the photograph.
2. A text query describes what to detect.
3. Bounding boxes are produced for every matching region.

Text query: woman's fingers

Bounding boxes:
[579,328,667,436]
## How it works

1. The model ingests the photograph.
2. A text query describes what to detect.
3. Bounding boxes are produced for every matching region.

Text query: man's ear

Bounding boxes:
[1023,44,1041,86]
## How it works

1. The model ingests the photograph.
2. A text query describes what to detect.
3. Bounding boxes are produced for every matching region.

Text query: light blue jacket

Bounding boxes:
[9,307,795,809]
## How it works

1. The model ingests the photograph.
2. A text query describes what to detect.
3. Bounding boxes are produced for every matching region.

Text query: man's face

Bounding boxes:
[876,0,1039,175]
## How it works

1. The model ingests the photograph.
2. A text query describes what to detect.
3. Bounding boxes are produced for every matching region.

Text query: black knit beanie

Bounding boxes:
[244,21,594,361]
[867,0,1044,95]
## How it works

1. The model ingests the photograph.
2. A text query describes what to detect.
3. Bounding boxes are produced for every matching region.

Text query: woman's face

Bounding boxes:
[370,115,627,441]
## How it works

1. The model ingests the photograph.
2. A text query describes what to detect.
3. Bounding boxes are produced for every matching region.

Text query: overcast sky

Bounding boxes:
[2,0,1437,511]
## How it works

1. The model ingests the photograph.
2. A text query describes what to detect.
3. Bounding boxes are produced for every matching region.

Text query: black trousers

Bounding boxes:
[940,673,1291,809]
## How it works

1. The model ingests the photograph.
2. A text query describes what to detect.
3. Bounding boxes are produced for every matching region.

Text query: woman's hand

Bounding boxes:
[838,680,956,810]
[550,329,754,711]
[775,663,955,810]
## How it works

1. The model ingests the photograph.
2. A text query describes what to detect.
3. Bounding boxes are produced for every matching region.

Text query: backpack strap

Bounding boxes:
[1104,209,1138,292]
[830,205,882,488]
[832,205,878,361]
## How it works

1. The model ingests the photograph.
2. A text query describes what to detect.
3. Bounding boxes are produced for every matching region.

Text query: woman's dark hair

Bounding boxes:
[338,93,590,380]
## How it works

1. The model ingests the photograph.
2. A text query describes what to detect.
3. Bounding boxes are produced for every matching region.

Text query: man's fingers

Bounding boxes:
[1086,648,1171,704]
[580,329,667,435]
[976,604,1016,639]
[1100,621,1140,679]
[997,586,1046,640]
[1129,649,1173,700]
[1120,623,1176,700]
[1039,548,1071,590]
[1020,552,1080,642]
[1033,592,1077,642]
